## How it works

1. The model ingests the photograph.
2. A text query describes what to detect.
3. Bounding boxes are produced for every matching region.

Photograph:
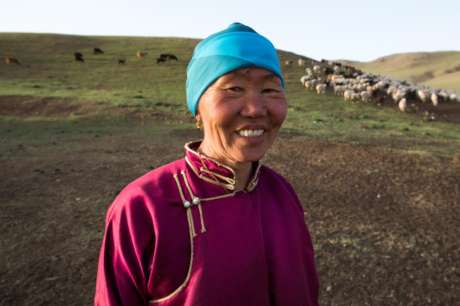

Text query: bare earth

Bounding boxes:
[1,99,459,306]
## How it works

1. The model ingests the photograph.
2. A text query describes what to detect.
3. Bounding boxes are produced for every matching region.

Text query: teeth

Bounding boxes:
[238,129,264,137]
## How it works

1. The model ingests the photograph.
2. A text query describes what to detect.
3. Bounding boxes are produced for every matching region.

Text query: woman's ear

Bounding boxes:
[195,114,202,129]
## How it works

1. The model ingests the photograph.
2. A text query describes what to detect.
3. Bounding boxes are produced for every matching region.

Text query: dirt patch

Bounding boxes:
[0,96,190,122]
[0,118,459,305]
[0,96,84,117]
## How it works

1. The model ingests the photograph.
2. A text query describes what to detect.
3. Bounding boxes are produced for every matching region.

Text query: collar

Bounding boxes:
[184,141,261,192]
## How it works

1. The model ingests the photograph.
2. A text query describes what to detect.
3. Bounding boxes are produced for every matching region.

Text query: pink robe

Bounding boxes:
[95,141,319,305]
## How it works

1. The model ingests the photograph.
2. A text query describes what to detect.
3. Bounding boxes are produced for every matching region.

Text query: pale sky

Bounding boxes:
[2,0,459,61]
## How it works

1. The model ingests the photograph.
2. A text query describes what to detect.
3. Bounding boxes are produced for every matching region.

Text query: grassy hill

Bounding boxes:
[1,33,460,156]
[344,51,460,93]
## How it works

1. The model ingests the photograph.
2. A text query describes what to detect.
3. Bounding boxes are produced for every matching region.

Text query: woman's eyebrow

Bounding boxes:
[225,71,279,82]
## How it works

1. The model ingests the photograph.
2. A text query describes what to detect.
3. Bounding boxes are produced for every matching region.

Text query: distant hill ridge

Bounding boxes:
[341,51,460,93]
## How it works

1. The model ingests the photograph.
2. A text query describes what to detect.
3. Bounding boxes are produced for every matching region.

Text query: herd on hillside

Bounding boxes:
[4,49,460,120]
[294,58,459,118]
[71,48,179,64]
[3,47,179,66]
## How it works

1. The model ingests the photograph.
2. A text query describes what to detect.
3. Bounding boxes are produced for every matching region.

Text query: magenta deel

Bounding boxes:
[94,141,319,305]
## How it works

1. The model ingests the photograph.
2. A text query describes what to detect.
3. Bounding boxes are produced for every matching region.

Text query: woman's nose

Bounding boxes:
[240,91,267,117]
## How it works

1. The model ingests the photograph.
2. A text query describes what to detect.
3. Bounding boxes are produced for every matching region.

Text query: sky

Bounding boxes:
[2,0,460,62]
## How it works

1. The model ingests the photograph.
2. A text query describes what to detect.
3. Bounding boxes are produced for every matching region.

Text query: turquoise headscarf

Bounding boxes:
[186,22,285,115]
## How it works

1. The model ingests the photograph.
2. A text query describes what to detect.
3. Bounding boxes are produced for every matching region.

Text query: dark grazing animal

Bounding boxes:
[74,52,84,62]
[118,59,126,64]
[93,48,104,54]
[159,53,178,61]
[156,57,166,64]
[4,56,21,65]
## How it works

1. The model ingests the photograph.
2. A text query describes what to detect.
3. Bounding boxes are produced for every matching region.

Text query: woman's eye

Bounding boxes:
[225,86,243,92]
[262,88,280,94]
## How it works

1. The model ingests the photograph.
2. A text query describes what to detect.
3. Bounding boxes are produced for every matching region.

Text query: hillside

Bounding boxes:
[344,51,460,93]
[2,33,460,155]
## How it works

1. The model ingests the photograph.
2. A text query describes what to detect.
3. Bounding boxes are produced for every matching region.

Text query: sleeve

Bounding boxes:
[94,187,155,306]
[281,175,320,304]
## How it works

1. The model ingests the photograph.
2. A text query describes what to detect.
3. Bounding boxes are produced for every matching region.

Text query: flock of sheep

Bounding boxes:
[298,59,459,118]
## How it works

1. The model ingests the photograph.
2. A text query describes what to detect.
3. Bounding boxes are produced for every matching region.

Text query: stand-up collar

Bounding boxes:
[184,141,261,192]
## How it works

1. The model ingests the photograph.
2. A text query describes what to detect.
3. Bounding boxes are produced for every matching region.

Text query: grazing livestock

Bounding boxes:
[431,92,439,106]
[136,51,147,59]
[118,59,126,64]
[4,56,21,65]
[398,98,407,112]
[74,52,84,62]
[159,53,178,61]
[315,83,327,95]
[156,57,166,64]
[93,48,104,54]
[299,57,459,119]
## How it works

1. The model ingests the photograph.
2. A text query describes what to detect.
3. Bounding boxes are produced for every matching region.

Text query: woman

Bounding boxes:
[95,22,319,306]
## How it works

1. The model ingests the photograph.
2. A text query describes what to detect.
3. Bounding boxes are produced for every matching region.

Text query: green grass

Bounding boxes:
[1,33,460,157]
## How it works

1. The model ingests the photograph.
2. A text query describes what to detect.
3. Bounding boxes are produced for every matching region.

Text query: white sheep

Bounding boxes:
[431,92,439,106]
[344,90,355,102]
[312,65,322,75]
[360,91,372,103]
[398,98,407,112]
[417,89,430,103]
[316,83,327,95]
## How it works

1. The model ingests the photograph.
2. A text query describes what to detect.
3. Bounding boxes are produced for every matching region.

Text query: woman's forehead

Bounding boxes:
[220,68,280,82]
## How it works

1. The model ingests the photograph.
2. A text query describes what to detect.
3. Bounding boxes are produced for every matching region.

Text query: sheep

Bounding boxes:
[304,79,318,91]
[431,92,439,106]
[398,98,407,112]
[333,85,346,96]
[344,90,354,102]
[360,91,372,103]
[417,89,430,103]
[74,52,84,62]
[300,75,312,85]
[4,56,21,65]
[312,65,322,75]
[449,93,458,102]
[298,58,306,67]
[316,83,327,95]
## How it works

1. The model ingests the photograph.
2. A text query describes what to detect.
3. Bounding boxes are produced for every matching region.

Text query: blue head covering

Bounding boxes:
[186,22,285,115]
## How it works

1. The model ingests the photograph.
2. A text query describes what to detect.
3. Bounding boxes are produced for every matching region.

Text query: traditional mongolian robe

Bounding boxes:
[95,141,319,305]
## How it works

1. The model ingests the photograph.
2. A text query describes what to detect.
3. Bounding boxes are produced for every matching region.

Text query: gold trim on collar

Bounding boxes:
[184,141,262,192]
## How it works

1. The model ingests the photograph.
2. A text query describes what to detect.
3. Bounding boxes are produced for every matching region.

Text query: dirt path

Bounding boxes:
[1,118,459,305]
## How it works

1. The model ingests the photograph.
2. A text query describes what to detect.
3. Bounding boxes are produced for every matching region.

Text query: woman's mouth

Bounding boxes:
[237,129,265,137]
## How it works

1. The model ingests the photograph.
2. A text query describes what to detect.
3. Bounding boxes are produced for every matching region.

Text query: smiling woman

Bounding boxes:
[94,23,319,306]
[196,68,288,190]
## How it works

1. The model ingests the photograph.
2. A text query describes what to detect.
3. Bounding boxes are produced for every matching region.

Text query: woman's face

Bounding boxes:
[196,67,287,167]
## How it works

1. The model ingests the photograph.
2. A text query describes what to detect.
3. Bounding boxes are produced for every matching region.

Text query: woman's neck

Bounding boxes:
[198,142,253,191]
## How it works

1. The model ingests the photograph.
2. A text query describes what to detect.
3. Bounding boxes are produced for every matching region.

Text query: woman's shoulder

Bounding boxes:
[259,164,305,214]
[106,158,186,218]
[260,164,294,189]
[128,158,186,189]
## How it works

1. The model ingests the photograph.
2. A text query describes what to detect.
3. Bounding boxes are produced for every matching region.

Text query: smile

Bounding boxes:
[238,129,265,137]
